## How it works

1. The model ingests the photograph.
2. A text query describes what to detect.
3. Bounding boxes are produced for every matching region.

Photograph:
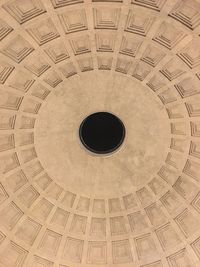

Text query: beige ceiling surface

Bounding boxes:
[35,73,170,197]
[0,0,200,266]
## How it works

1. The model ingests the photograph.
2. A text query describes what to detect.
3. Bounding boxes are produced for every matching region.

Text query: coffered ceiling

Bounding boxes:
[0,0,200,266]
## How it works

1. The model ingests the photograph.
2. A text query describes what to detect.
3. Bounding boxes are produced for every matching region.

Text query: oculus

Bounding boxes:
[79,112,125,154]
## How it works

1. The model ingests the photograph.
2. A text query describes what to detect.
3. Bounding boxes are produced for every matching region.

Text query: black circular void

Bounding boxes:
[79,112,125,154]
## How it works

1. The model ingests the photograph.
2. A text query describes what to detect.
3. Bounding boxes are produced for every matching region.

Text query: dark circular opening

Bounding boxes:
[79,112,125,154]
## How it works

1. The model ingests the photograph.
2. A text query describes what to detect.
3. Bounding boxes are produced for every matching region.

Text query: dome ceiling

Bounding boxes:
[0,0,200,267]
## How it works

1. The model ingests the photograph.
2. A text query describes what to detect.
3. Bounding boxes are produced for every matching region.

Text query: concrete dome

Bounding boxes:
[0,0,200,266]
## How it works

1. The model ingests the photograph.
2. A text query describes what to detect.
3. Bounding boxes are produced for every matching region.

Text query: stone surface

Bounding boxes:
[0,0,200,266]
